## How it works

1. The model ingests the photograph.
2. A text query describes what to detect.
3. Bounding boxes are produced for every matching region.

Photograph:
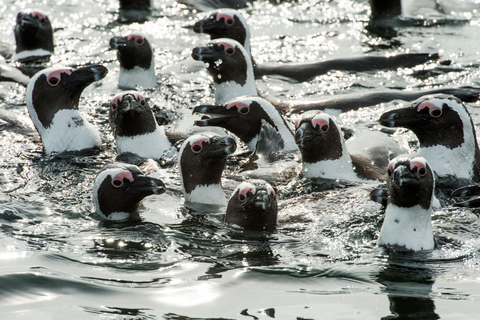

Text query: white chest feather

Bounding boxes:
[418,144,475,180]
[116,128,172,159]
[37,109,101,154]
[13,49,53,61]
[118,65,156,90]
[215,80,258,105]
[185,184,226,206]
[303,153,363,182]
[378,203,434,251]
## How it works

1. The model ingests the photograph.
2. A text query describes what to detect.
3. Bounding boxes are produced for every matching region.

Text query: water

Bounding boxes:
[1,0,480,318]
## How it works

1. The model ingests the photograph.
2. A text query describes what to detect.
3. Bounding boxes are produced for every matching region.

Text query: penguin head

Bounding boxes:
[226,179,278,232]
[179,133,236,195]
[193,96,280,148]
[294,111,345,163]
[14,10,54,61]
[93,163,166,222]
[109,91,157,138]
[191,38,251,85]
[193,9,249,50]
[379,94,475,149]
[26,65,108,131]
[387,155,434,210]
[110,32,153,70]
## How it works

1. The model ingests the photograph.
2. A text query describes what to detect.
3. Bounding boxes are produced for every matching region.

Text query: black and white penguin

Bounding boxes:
[225,179,277,232]
[378,155,435,251]
[179,133,236,206]
[191,38,257,104]
[26,65,108,154]
[93,163,166,222]
[191,39,480,112]
[379,94,480,182]
[13,10,54,62]
[193,96,298,153]
[110,32,156,89]
[109,91,176,159]
[294,111,403,182]
[193,9,440,82]
[450,184,480,208]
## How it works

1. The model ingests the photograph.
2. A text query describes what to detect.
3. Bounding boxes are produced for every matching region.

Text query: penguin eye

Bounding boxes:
[46,69,72,87]
[191,138,210,154]
[111,178,124,188]
[216,13,235,27]
[111,102,118,111]
[31,12,46,24]
[133,92,146,106]
[387,162,395,176]
[417,102,442,118]
[219,42,235,56]
[410,161,427,177]
[267,185,276,198]
[111,95,122,111]
[47,75,60,86]
[311,118,329,133]
[128,34,145,46]
[239,186,255,201]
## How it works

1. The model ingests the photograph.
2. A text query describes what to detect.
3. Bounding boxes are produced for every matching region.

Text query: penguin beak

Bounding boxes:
[294,122,317,145]
[379,107,425,128]
[191,45,222,62]
[193,104,236,127]
[392,165,416,187]
[207,136,237,156]
[110,36,130,50]
[118,95,144,114]
[243,189,274,212]
[193,17,217,35]
[450,185,480,207]
[69,65,108,87]
[128,175,166,197]
[16,12,39,28]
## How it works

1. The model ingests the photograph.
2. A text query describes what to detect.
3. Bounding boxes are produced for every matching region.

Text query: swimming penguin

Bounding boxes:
[193,96,298,154]
[193,9,440,82]
[450,184,480,208]
[294,111,402,182]
[379,94,480,183]
[179,133,236,206]
[109,91,178,160]
[191,39,480,112]
[13,10,54,62]
[26,65,108,154]
[93,163,166,222]
[378,155,435,251]
[225,179,278,232]
[110,32,156,89]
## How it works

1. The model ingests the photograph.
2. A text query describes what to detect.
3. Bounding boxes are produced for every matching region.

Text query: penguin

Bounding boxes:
[12,10,54,62]
[450,184,480,208]
[110,32,156,89]
[26,65,108,154]
[378,94,480,183]
[294,111,403,182]
[109,91,178,160]
[378,155,435,251]
[193,9,441,82]
[225,179,278,232]
[191,39,480,112]
[93,163,166,222]
[193,96,298,154]
[179,133,236,206]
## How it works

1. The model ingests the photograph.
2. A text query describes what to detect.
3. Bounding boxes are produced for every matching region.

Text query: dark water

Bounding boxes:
[1,0,480,319]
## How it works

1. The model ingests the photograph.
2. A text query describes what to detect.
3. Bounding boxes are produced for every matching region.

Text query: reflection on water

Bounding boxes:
[1,0,480,318]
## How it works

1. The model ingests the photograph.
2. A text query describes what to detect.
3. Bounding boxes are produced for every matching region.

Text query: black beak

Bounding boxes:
[191,45,221,61]
[379,107,424,128]
[248,189,273,211]
[128,175,166,197]
[193,104,234,127]
[193,17,217,34]
[110,36,130,50]
[294,122,316,145]
[118,95,144,114]
[208,136,237,156]
[70,65,108,86]
[16,12,39,28]
[392,165,416,187]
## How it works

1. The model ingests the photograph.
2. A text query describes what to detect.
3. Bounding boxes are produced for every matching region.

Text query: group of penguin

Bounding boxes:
[3,5,480,253]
